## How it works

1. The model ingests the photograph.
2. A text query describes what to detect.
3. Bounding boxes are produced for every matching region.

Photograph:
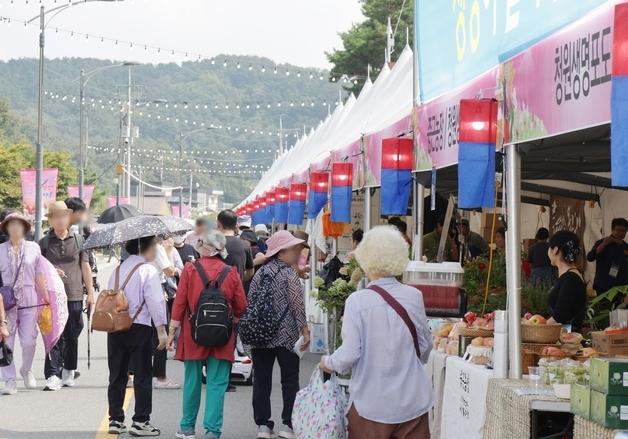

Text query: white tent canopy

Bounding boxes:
[240,45,414,206]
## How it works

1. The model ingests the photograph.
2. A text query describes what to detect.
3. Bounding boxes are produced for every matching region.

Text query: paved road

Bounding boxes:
[0,257,320,439]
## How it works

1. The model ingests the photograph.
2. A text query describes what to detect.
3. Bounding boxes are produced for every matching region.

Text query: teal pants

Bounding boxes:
[180,358,231,436]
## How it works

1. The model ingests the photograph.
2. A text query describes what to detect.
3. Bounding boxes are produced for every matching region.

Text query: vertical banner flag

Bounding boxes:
[106,196,129,208]
[170,204,191,218]
[458,99,497,208]
[274,186,289,224]
[381,138,414,215]
[20,168,58,216]
[251,199,261,225]
[612,2,628,186]
[331,162,353,223]
[308,171,329,219]
[288,183,307,225]
[266,189,277,223]
[259,195,270,225]
[67,185,94,209]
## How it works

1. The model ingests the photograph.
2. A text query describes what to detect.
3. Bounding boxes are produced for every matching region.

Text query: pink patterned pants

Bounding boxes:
[1,307,39,382]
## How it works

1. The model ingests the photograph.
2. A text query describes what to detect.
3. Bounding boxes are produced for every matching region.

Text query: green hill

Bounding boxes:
[0,56,342,203]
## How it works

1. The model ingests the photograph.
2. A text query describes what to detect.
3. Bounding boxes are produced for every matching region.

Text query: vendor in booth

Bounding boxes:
[586,218,628,296]
[546,231,587,332]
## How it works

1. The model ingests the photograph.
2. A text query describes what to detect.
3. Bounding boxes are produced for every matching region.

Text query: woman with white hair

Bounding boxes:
[320,225,433,439]
[168,229,247,439]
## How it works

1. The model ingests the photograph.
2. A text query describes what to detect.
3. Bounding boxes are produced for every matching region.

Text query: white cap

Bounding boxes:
[237,215,252,228]
[255,224,269,236]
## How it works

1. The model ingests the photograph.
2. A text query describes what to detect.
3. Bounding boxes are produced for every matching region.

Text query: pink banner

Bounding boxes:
[67,185,94,209]
[20,168,58,216]
[415,67,501,171]
[106,196,129,208]
[503,3,613,145]
[170,204,191,218]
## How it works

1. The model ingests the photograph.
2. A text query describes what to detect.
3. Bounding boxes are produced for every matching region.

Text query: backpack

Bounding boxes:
[92,263,145,333]
[40,231,85,256]
[238,263,292,346]
[189,262,233,347]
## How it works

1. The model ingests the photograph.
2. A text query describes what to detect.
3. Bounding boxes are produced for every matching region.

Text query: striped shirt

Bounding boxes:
[248,258,306,349]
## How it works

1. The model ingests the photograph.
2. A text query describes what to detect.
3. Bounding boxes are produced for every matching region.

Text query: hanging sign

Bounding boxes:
[20,168,58,216]
[67,185,94,209]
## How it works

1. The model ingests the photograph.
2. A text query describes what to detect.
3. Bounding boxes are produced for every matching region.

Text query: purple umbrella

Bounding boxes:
[36,256,68,354]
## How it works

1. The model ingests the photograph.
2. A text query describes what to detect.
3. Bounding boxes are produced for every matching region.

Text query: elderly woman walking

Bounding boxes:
[0,213,48,395]
[320,225,433,439]
[168,230,247,439]
[245,230,310,439]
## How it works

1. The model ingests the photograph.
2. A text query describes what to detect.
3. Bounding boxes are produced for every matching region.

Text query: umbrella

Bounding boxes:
[83,215,193,250]
[35,256,68,354]
[98,204,141,224]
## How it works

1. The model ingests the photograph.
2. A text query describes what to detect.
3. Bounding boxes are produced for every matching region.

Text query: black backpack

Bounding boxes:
[189,262,233,347]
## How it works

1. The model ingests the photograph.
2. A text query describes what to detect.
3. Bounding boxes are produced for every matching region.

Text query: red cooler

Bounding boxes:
[403,261,466,317]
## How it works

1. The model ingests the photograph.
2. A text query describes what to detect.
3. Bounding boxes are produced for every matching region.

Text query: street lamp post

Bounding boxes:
[178,127,214,217]
[28,0,124,240]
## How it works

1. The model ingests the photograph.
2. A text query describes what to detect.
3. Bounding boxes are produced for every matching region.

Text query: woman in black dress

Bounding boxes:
[546,231,587,332]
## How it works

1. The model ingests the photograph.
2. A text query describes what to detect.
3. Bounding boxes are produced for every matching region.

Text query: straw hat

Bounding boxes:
[264,230,305,258]
[46,201,71,218]
[0,212,32,235]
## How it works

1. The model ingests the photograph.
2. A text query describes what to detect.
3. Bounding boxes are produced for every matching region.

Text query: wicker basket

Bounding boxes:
[459,327,494,337]
[521,323,562,343]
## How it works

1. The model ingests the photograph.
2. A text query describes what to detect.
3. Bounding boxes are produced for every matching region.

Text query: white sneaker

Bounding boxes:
[257,425,276,439]
[21,370,37,389]
[2,379,17,395]
[278,425,295,439]
[152,377,181,389]
[61,369,75,387]
[44,375,62,391]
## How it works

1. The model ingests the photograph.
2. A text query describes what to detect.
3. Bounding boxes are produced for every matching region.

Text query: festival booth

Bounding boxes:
[414,1,628,438]
[235,2,628,438]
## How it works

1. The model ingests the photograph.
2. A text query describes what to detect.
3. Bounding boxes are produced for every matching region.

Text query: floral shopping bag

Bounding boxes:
[292,369,348,439]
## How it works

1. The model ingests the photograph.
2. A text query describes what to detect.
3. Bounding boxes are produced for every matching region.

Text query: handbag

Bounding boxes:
[292,369,348,438]
[0,341,13,367]
[369,285,421,359]
[0,254,24,311]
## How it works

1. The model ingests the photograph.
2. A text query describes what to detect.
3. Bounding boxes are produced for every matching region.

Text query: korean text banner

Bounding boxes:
[415,0,609,102]
[20,168,58,216]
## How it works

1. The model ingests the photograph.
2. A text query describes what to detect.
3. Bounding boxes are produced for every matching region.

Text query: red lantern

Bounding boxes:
[458,99,498,144]
[310,171,330,192]
[276,186,289,202]
[382,138,414,170]
[290,183,307,201]
[331,162,353,187]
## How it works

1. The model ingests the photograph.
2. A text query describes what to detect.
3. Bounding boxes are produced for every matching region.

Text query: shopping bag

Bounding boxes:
[292,369,348,439]
[38,304,53,336]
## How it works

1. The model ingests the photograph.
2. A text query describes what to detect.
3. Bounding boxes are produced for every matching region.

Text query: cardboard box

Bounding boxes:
[590,390,628,429]
[570,383,590,420]
[590,357,628,396]
[591,331,628,356]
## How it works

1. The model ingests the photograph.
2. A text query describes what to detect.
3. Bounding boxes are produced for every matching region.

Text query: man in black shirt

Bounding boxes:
[217,210,254,284]
[173,235,198,264]
[587,218,628,294]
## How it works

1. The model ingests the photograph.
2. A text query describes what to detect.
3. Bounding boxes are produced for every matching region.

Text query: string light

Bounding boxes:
[0,14,376,85]
[87,144,279,157]
[129,164,264,176]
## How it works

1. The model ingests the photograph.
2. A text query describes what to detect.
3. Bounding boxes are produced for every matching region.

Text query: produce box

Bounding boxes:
[590,357,628,396]
[571,383,590,420]
[590,390,628,429]
[591,331,628,356]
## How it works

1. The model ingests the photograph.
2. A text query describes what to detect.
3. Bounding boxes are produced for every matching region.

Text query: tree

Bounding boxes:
[0,141,31,208]
[327,0,413,93]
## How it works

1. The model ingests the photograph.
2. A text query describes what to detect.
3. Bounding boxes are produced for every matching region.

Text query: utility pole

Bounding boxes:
[79,69,85,201]
[188,173,193,211]
[34,5,45,240]
[125,65,133,198]
[279,115,284,155]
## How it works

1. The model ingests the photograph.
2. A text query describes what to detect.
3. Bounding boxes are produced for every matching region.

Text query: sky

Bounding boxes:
[0,0,364,68]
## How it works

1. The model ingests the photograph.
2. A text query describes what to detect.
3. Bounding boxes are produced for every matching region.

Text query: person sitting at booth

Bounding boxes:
[458,218,488,261]
[422,217,457,262]
[547,231,587,333]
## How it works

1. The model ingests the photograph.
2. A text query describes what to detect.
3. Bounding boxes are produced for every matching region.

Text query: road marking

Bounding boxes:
[94,388,134,439]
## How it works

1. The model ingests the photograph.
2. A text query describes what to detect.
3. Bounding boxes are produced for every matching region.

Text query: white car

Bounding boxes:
[231,350,254,385]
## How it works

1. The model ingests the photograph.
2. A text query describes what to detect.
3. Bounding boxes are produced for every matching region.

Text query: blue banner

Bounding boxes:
[415,0,609,102]
[288,200,305,225]
[612,76,628,187]
[381,169,413,216]
[331,186,352,223]
[458,142,495,208]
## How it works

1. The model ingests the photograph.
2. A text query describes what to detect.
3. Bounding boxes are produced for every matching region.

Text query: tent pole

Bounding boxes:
[414,179,425,260]
[363,188,371,233]
[505,143,522,379]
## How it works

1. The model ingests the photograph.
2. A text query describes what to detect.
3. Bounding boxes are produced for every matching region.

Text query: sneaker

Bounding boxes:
[43,375,62,391]
[20,370,37,389]
[257,425,275,439]
[61,369,75,387]
[2,380,17,395]
[152,378,180,389]
[204,432,220,439]
[277,425,295,439]
[129,421,160,437]
[108,421,127,435]
[175,431,195,439]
